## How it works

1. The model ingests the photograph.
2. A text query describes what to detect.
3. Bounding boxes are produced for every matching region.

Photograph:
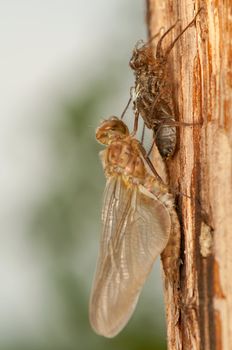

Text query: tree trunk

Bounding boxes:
[146,1,232,349]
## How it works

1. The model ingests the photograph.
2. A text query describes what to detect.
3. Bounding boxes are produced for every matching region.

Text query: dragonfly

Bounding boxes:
[129,9,202,158]
[89,116,180,337]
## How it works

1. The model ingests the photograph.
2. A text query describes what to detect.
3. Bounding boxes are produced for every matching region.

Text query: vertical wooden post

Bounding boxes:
[147,1,232,349]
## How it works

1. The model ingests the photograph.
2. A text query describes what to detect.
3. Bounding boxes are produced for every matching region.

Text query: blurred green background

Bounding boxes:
[1,1,166,349]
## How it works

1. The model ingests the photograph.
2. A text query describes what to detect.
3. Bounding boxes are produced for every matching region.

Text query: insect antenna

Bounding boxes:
[133,28,163,52]
[156,19,180,58]
[144,27,164,47]
[164,8,203,57]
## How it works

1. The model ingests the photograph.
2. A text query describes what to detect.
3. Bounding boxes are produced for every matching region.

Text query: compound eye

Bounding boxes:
[96,118,129,145]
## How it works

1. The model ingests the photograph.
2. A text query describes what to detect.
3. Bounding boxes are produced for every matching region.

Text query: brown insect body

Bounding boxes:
[89,117,180,337]
[130,36,176,158]
[130,12,200,158]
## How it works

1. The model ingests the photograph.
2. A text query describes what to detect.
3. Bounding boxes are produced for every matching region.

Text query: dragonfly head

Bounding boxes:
[96,117,129,145]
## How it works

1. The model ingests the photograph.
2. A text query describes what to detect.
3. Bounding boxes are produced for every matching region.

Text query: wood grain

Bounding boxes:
[147,1,232,349]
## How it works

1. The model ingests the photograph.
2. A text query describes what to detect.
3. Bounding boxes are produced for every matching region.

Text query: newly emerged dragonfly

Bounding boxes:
[129,10,202,157]
[89,117,180,337]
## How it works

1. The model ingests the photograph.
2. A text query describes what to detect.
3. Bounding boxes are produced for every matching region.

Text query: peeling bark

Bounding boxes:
[146,1,232,349]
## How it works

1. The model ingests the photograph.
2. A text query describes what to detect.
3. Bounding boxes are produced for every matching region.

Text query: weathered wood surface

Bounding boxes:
[146,1,232,349]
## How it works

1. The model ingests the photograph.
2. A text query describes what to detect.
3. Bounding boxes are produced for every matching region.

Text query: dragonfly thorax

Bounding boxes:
[105,140,146,181]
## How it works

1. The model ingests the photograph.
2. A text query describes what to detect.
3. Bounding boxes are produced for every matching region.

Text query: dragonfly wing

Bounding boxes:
[89,176,171,337]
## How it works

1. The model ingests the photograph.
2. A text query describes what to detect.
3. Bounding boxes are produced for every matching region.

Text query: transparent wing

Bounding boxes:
[89,176,171,337]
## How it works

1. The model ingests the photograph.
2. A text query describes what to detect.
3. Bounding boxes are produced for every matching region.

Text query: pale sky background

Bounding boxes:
[0,1,165,346]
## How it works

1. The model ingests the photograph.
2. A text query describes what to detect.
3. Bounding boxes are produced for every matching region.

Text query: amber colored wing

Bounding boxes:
[89,176,171,337]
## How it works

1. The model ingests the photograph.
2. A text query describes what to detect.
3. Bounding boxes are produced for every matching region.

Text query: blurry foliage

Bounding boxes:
[32,79,110,257]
